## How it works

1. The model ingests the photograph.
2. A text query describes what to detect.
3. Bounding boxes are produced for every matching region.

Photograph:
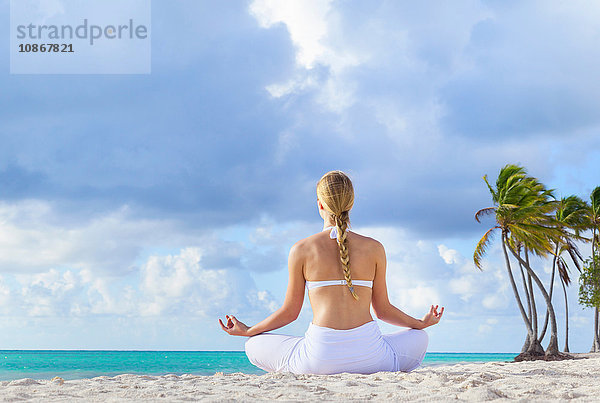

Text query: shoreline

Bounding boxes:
[1,355,599,401]
[0,351,519,382]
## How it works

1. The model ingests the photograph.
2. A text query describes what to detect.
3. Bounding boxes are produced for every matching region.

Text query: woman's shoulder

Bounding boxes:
[348,230,381,244]
[348,231,385,253]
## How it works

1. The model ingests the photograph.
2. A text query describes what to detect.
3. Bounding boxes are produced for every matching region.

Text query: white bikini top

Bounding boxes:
[305,225,374,290]
[305,279,373,290]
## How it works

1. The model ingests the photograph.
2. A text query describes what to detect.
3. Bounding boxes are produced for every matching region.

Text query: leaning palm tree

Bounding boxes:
[557,252,575,352]
[538,196,588,348]
[475,166,540,354]
[474,164,562,357]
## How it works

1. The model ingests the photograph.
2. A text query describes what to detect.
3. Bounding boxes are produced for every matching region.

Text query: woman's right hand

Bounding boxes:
[218,314,251,337]
[420,305,444,328]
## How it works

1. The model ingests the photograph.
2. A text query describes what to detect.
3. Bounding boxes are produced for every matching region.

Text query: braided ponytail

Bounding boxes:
[334,211,358,300]
[316,171,357,300]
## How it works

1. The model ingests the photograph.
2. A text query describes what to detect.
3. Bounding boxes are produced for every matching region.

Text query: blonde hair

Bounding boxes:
[316,170,358,300]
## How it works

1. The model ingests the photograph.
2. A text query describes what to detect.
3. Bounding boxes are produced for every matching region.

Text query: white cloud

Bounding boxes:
[256,290,279,312]
[438,244,461,265]
[250,0,365,108]
[16,269,85,316]
[399,285,441,314]
[139,247,254,317]
[250,0,333,69]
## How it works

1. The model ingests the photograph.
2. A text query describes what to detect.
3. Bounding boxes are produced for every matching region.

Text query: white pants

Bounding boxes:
[245,321,428,375]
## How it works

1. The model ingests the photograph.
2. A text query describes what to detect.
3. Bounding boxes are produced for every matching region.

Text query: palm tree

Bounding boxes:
[584,186,600,352]
[538,196,588,349]
[474,164,562,357]
[557,252,574,352]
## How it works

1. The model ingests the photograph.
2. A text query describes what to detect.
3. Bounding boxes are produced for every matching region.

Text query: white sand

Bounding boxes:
[1,356,599,402]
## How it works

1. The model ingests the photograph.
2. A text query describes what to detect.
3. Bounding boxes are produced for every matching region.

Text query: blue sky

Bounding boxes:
[1,0,600,353]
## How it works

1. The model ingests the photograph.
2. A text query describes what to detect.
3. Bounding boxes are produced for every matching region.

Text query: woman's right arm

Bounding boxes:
[371,241,443,329]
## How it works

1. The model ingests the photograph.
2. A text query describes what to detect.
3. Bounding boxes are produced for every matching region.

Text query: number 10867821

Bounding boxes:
[18,43,74,53]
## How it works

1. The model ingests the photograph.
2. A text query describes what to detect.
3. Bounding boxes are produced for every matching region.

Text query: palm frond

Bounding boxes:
[590,186,600,214]
[474,227,498,270]
[475,207,496,223]
[557,257,571,286]
[483,175,497,202]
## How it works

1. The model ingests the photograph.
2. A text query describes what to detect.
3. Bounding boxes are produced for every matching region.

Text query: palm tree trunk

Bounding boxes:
[501,234,541,354]
[592,307,600,353]
[526,250,538,338]
[518,251,533,353]
[539,243,559,343]
[520,334,531,353]
[597,308,600,351]
[592,230,600,353]
[507,242,560,356]
[561,277,569,353]
[518,254,532,323]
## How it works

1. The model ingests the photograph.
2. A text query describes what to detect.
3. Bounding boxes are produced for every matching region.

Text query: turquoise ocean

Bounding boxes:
[0,351,517,381]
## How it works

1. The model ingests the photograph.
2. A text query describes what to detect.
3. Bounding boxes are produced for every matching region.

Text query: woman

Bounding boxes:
[219,170,444,374]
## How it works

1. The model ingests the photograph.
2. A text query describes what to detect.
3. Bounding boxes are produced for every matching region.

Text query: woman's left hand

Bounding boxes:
[218,315,250,336]
[421,305,444,328]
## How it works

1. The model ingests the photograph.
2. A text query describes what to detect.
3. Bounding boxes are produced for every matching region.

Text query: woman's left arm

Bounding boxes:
[219,241,306,337]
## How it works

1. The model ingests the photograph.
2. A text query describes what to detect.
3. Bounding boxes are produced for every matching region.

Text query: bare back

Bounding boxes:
[300,229,378,329]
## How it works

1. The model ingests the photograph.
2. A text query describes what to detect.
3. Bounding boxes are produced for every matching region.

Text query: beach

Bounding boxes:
[1,354,598,402]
